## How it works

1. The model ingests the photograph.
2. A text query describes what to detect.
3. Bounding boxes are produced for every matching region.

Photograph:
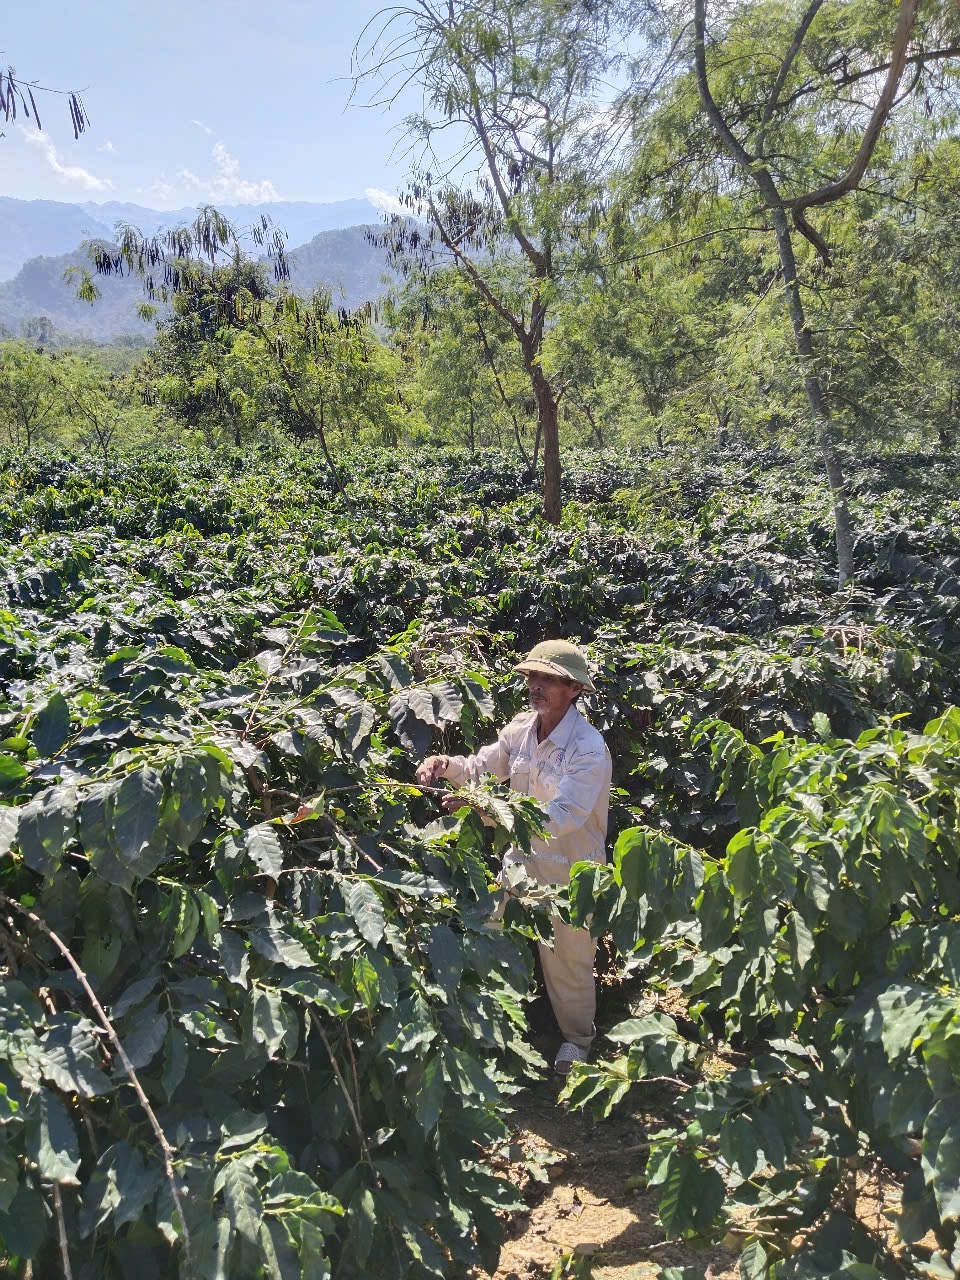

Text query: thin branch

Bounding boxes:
[427,194,527,344]
[693,0,757,172]
[608,224,769,266]
[475,314,531,467]
[324,815,384,874]
[756,0,825,154]
[0,895,192,1270]
[309,1011,373,1165]
[52,1184,73,1280]
[466,97,546,271]
[790,0,922,215]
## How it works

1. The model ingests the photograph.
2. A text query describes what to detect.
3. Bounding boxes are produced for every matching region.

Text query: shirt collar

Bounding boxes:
[539,703,580,751]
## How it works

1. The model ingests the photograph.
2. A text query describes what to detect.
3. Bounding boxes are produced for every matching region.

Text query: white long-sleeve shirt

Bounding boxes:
[442,704,612,877]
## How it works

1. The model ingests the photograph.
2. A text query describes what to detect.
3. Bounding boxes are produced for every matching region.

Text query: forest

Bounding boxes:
[2,1,960,1278]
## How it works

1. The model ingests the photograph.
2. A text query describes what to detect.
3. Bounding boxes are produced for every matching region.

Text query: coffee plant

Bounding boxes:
[3,442,960,1278]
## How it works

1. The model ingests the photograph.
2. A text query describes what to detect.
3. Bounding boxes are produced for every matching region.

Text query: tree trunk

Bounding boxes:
[468,401,476,453]
[531,365,561,522]
[940,387,956,450]
[580,395,604,448]
[770,206,855,589]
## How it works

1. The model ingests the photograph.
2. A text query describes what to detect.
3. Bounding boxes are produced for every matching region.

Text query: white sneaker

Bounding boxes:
[554,1041,589,1076]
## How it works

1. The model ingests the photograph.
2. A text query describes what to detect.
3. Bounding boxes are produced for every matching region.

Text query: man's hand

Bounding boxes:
[416,755,450,786]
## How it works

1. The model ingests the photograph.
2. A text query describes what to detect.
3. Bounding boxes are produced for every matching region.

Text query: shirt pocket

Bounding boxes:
[509,752,531,795]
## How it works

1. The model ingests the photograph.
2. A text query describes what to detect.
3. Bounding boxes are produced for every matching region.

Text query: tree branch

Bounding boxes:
[756,0,825,154]
[693,0,757,172]
[467,97,546,270]
[427,195,528,344]
[790,0,922,214]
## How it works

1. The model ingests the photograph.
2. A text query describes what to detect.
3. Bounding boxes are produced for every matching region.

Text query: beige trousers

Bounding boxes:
[501,848,599,1050]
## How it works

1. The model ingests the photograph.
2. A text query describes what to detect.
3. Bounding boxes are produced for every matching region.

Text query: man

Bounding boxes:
[417,639,612,1076]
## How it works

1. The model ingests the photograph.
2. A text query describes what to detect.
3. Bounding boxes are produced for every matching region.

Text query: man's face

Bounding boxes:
[525,670,582,719]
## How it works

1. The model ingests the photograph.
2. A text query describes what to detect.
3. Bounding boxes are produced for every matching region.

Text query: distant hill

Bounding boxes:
[0,247,156,343]
[0,199,115,284]
[286,226,396,310]
[0,224,398,343]
[0,196,385,283]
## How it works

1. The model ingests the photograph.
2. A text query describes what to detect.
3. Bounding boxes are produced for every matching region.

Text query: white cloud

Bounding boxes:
[191,119,215,136]
[173,140,281,204]
[365,186,406,216]
[97,140,115,153]
[20,128,112,192]
[209,141,281,202]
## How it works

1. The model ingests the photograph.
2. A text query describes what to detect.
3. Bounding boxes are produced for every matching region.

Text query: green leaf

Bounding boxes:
[161,1024,188,1102]
[463,674,495,718]
[40,1019,111,1097]
[274,972,347,1013]
[260,1217,301,1280]
[168,885,201,958]
[931,1119,960,1223]
[376,653,411,689]
[120,1003,168,1071]
[28,1090,80,1184]
[0,1178,48,1257]
[739,1240,769,1280]
[0,755,27,796]
[109,766,165,872]
[345,880,385,947]
[242,823,284,879]
[428,923,464,994]
[17,785,77,877]
[726,829,760,898]
[32,693,71,757]
[249,921,314,969]
[80,781,134,891]
[786,910,815,970]
[349,1187,377,1267]
[112,972,160,1018]
[299,1221,333,1280]
[432,679,464,724]
[0,1138,18,1213]
[220,1109,268,1152]
[245,987,292,1059]
[219,1159,264,1246]
[412,1055,444,1133]
[0,806,20,858]
[647,1143,724,1237]
[351,952,380,1010]
[81,922,122,984]
[80,1141,161,1235]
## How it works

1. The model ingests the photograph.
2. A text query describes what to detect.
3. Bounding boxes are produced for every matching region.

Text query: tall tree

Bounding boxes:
[359,0,641,521]
[0,342,60,449]
[687,0,957,586]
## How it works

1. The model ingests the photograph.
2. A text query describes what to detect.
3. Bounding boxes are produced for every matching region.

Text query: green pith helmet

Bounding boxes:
[512,639,596,692]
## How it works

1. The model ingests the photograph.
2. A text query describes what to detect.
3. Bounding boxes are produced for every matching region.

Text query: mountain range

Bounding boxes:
[0,197,398,342]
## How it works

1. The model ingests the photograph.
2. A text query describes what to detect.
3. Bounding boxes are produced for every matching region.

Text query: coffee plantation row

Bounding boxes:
[2,443,960,1279]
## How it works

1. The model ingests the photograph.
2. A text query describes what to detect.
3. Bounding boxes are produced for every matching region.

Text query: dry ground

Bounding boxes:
[490,1071,738,1280]
[480,986,739,1280]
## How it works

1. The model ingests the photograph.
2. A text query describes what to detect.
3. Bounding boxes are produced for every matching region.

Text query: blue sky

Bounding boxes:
[2,1,421,211]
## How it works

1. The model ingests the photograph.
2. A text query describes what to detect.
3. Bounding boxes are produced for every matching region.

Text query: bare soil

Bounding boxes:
[484,986,739,1280]
[491,1074,738,1280]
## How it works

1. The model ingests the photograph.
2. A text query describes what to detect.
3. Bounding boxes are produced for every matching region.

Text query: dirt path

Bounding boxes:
[491,1068,738,1280]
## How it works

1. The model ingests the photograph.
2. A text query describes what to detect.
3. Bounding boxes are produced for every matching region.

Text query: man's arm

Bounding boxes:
[543,749,612,840]
[416,733,512,788]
